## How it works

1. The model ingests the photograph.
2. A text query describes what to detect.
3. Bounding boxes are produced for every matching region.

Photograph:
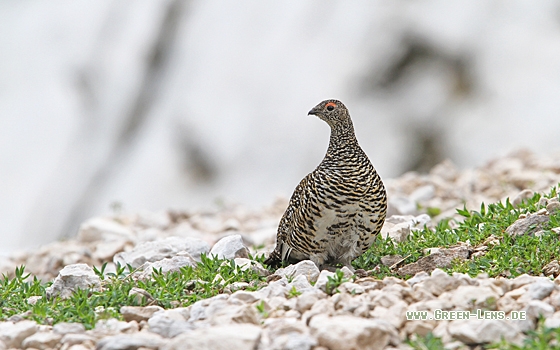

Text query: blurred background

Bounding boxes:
[2,0,560,255]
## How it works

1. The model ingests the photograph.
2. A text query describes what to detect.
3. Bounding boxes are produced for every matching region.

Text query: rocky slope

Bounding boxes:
[2,149,560,350]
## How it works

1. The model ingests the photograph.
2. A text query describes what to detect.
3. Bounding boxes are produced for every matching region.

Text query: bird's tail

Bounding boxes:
[263,249,282,267]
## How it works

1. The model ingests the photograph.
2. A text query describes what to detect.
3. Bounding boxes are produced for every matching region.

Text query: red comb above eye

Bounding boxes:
[325,102,336,108]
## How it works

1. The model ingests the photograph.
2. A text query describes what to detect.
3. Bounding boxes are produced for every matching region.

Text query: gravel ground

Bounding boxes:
[2,149,560,350]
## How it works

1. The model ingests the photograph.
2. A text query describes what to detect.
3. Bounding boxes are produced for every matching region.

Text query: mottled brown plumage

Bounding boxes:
[265,99,387,270]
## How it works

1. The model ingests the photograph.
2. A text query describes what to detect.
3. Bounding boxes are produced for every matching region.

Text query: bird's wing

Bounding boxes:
[277,172,317,259]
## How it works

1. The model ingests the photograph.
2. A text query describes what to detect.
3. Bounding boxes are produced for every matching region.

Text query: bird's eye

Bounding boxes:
[326,103,335,111]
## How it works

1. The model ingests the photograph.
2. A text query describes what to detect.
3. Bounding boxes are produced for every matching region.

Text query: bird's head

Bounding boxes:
[308,99,351,128]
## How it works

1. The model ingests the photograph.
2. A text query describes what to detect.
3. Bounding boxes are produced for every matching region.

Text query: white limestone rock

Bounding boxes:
[338,282,364,295]
[26,296,42,305]
[229,290,259,304]
[398,247,470,276]
[162,324,261,350]
[511,189,535,208]
[53,322,85,335]
[114,236,209,268]
[45,264,101,299]
[93,239,129,261]
[547,199,560,213]
[314,270,335,293]
[256,278,290,299]
[275,260,320,283]
[134,210,172,229]
[410,185,436,202]
[407,271,429,287]
[288,274,313,292]
[261,318,316,350]
[266,332,316,350]
[309,315,398,350]
[476,275,510,295]
[370,288,405,309]
[133,254,197,280]
[339,266,354,278]
[448,319,519,344]
[381,222,411,244]
[77,217,134,243]
[511,274,536,290]
[0,320,38,349]
[0,256,17,278]
[301,299,336,325]
[233,258,269,276]
[549,290,560,309]
[96,332,166,350]
[206,302,259,326]
[210,234,249,259]
[370,300,408,329]
[416,268,459,297]
[59,333,96,347]
[544,311,560,329]
[92,318,138,337]
[244,226,276,247]
[266,296,288,311]
[296,292,320,313]
[527,279,556,300]
[447,285,501,309]
[331,292,357,314]
[381,214,432,244]
[407,299,453,314]
[506,213,549,237]
[432,320,452,344]
[497,295,522,314]
[353,277,384,292]
[21,331,62,350]
[188,295,229,322]
[147,311,194,338]
[517,300,555,332]
[120,305,163,323]
[388,196,416,216]
[404,320,436,338]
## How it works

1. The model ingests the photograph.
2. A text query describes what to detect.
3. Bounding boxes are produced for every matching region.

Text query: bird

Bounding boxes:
[264,99,387,271]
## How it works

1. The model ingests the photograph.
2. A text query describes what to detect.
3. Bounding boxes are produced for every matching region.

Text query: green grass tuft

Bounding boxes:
[353,185,560,279]
[0,254,267,329]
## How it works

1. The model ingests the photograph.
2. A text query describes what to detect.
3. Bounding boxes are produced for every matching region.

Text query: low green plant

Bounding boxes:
[287,285,301,298]
[255,300,269,318]
[407,333,445,350]
[407,320,560,350]
[489,318,560,349]
[0,254,267,329]
[325,269,348,294]
[426,207,442,217]
[353,185,560,279]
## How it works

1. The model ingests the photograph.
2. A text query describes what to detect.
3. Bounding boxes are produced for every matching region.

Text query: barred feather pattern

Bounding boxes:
[265,99,387,269]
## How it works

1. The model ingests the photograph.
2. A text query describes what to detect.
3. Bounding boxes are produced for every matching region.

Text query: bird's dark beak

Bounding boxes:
[308,106,321,116]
